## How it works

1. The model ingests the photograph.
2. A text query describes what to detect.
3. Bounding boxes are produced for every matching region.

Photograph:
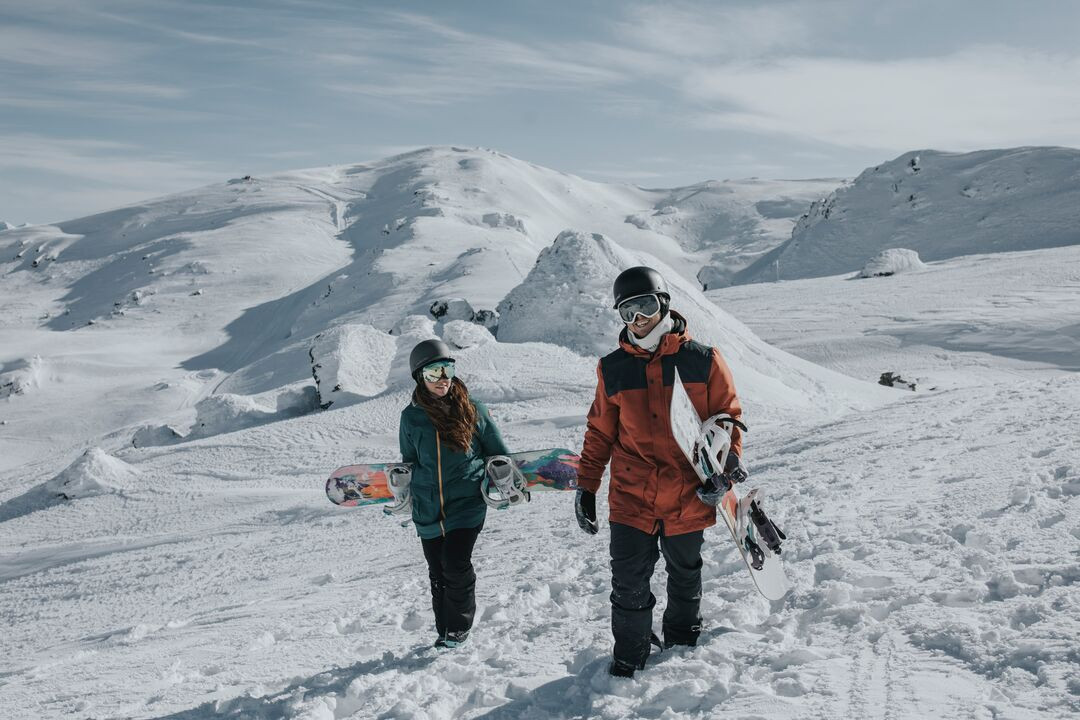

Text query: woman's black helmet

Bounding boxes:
[409,339,454,379]
[612,266,670,308]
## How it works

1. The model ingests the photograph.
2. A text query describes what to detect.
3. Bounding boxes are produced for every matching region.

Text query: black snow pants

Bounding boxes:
[610,522,705,666]
[420,525,481,637]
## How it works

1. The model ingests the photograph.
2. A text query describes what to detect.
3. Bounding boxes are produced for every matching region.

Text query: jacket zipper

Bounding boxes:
[436,430,446,536]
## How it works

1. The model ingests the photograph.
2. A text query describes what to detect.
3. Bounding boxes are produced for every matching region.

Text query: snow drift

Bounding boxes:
[857,248,927,278]
[44,448,140,499]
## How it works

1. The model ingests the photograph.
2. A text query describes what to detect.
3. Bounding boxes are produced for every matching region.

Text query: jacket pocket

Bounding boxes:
[411,483,440,528]
[610,448,654,504]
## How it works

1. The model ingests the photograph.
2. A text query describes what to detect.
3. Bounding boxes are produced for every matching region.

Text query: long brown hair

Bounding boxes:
[413,378,477,453]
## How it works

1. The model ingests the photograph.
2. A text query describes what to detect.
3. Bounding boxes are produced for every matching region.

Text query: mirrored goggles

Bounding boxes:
[421,360,456,383]
[617,294,661,324]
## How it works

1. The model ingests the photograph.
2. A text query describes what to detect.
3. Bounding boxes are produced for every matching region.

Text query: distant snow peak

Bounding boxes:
[46,448,140,499]
[0,220,13,231]
[857,248,927,278]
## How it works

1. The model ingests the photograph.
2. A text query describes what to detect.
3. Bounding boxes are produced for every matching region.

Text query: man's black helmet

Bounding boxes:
[409,339,454,378]
[612,266,669,308]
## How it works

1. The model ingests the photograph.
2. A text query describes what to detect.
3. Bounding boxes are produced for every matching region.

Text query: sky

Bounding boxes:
[2,0,1079,225]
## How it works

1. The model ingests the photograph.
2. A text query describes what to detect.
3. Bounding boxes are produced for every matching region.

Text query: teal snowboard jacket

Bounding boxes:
[399,399,510,540]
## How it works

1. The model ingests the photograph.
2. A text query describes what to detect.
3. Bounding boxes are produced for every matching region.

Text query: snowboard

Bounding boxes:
[325,448,580,510]
[670,369,789,601]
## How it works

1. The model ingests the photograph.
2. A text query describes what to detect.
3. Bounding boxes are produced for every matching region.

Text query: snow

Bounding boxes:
[857,248,927,278]
[737,147,1080,284]
[44,447,141,499]
[1,146,1079,719]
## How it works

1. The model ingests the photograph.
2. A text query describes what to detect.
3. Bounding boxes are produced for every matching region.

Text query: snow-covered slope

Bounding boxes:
[714,244,1080,385]
[0,147,840,473]
[736,147,1080,284]
[3,146,1078,719]
[2,243,1076,719]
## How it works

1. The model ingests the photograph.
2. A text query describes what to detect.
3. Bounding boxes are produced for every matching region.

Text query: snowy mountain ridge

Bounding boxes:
[736,146,1080,283]
[0,147,868,473]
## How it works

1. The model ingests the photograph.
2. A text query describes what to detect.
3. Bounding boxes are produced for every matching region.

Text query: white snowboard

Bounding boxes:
[671,368,789,601]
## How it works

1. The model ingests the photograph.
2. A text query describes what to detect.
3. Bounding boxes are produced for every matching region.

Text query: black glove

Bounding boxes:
[724,452,748,485]
[696,453,748,507]
[575,489,598,535]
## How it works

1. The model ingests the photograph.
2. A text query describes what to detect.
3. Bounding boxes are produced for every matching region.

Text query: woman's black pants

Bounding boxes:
[420,525,481,637]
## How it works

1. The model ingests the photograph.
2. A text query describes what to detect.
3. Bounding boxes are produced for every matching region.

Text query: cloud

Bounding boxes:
[0,133,225,195]
[0,25,141,68]
[684,47,1080,150]
[612,1,829,60]
[317,10,626,103]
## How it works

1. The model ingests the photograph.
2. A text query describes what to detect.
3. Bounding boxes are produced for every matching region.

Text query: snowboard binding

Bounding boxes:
[734,490,786,570]
[381,465,413,516]
[482,456,531,509]
[693,413,748,505]
[749,499,786,555]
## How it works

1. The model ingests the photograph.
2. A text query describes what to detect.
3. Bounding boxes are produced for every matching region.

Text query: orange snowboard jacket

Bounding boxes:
[578,312,743,536]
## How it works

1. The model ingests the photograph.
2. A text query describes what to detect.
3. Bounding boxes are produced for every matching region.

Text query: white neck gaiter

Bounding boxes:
[628,314,674,352]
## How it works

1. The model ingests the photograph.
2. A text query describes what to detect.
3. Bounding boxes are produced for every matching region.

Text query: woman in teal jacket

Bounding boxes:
[400,339,509,648]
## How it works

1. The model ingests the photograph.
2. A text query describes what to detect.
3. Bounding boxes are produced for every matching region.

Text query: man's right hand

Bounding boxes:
[697,453,748,506]
[575,489,598,535]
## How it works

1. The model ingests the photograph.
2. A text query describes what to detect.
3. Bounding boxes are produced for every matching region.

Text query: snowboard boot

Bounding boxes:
[608,634,662,677]
[608,658,638,678]
[437,630,469,649]
[663,624,701,649]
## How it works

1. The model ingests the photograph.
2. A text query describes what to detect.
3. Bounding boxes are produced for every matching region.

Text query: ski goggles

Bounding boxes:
[420,360,456,383]
[616,293,662,324]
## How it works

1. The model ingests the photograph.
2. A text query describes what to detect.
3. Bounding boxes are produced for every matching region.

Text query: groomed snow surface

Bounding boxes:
[1,148,1078,719]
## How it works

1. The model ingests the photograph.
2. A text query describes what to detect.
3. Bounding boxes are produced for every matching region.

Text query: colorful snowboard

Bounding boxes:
[671,369,789,601]
[325,449,580,509]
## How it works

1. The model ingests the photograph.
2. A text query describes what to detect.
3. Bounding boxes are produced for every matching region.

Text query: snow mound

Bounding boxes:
[857,248,927,278]
[443,319,495,349]
[737,147,1080,283]
[496,229,890,418]
[429,298,478,323]
[45,448,140,499]
[0,356,47,398]
[0,220,13,231]
[309,324,397,407]
[187,387,318,440]
[496,230,626,356]
[480,212,526,232]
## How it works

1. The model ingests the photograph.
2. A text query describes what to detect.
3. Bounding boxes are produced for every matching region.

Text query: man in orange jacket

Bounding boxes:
[575,266,746,678]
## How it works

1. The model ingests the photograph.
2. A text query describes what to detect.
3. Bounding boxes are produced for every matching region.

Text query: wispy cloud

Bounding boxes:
[0,25,141,68]
[0,134,225,192]
[684,47,1080,150]
[612,1,831,61]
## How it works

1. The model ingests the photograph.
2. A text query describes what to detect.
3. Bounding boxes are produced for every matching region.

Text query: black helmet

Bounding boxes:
[612,266,669,308]
[409,339,454,378]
